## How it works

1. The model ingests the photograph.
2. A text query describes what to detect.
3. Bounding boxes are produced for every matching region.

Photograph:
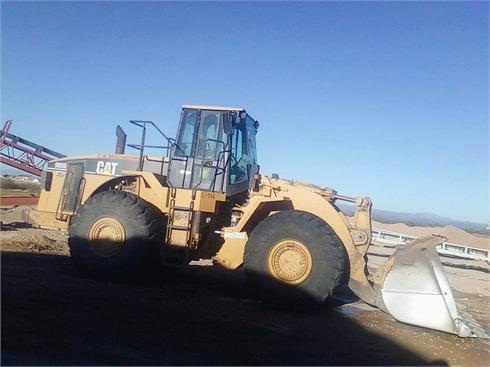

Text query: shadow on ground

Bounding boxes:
[1,251,448,366]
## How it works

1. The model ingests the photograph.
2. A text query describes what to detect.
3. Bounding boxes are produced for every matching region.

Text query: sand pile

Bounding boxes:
[372,220,489,250]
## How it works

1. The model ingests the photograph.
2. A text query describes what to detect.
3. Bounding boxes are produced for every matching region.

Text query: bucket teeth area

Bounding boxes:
[377,237,488,338]
[455,308,488,338]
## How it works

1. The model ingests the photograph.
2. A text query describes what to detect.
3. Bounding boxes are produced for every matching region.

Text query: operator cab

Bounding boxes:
[167,105,259,196]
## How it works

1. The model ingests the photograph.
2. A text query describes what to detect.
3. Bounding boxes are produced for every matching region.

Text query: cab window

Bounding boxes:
[245,116,257,165]
[175,109,198,156]
[196,111,222,160]
[230,117,256,184]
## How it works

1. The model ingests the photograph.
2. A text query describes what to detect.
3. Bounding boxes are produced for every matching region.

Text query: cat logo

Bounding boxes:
[96,161,119,176]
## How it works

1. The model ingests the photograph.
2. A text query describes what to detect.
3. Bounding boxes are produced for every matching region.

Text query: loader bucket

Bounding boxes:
[373,236,487,338]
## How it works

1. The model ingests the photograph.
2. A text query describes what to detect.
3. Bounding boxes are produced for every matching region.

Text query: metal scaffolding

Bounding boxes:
[0,120,65,176]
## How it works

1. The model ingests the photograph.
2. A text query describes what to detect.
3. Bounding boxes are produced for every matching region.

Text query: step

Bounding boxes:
[170,206,192,212]
[168,224,189,231]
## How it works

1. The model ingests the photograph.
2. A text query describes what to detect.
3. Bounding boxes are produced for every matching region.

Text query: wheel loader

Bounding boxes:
[25,104,486,338]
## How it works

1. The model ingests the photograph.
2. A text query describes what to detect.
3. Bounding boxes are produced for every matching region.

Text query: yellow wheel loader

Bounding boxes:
[26,105,486,338]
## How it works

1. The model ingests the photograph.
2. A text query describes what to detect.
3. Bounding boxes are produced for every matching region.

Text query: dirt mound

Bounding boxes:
[372,220,490,250]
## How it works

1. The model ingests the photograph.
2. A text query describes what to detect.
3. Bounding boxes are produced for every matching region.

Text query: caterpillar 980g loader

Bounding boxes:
[26,104,486,338]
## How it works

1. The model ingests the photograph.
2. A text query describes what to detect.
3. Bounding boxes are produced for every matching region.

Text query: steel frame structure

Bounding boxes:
[0,120,65,176]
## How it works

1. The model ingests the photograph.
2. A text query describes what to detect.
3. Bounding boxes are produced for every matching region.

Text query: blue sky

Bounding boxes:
[1,1,488,223]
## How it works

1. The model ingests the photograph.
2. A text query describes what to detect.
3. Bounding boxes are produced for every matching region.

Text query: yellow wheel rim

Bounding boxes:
[88,217,126,257]
[268,239,313,285]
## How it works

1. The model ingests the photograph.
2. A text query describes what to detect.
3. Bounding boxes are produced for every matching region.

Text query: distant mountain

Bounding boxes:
[336,204,488,235]
[290,179,488,235]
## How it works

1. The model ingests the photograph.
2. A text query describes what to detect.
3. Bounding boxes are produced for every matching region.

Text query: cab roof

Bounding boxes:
[182,104,245,112]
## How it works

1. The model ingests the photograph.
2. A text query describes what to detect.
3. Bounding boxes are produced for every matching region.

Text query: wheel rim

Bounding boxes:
[88,217,126,257]
[268,239,313,285]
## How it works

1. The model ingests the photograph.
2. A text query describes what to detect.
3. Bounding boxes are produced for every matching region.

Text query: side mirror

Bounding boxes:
[223,113,234,135]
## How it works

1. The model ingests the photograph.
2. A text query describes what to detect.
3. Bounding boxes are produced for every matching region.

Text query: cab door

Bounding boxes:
[191,110,226,191]
[226,115,259,197]
[167,109,227,192]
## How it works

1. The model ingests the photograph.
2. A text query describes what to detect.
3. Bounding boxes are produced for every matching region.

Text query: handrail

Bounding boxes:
[191,138,226,191]
[129,120,174,145]
[126,120,183,171]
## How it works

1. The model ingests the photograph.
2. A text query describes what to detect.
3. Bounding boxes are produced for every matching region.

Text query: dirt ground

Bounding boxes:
[1,207,489,366]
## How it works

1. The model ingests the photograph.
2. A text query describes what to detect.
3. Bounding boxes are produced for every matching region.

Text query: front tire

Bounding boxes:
[244,210,345,308]
[68,190,164,276]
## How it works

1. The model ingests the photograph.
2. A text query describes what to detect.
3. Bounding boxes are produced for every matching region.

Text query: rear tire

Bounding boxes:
[68,190,164,276]
[244,210,345,309]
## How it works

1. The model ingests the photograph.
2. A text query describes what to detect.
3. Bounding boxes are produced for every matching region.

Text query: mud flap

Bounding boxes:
[376,236,487,338]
